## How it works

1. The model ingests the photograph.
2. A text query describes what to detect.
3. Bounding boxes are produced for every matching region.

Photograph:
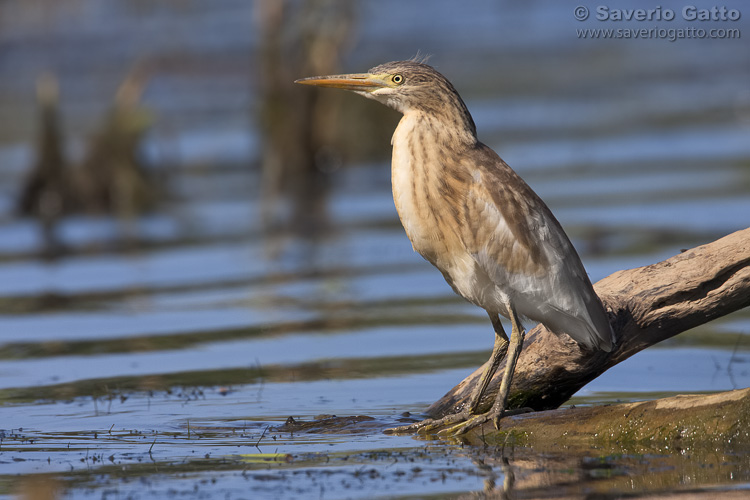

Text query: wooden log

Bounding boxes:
[427,228,750,418]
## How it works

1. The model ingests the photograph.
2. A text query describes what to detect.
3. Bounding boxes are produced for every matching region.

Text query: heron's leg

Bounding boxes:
[489,302,525,428]
[438,301,528,436]
[384,312,509,435]
[466,313,509,414]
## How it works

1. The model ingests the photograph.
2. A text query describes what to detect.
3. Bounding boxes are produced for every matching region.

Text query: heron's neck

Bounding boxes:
[392,109,477,151]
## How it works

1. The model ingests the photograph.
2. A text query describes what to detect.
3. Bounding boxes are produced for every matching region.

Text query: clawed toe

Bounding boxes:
[438,412,496,437]
[386,407,535,437]
[384,412,470,435]
[386,411,498,437]
[383,419,434,435]
[384,408,534,437]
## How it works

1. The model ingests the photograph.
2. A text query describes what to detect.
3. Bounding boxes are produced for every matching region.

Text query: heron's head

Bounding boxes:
[295,61,476,135]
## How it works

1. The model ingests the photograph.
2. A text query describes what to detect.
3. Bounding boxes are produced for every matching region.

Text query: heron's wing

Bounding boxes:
[460,143,613,350]
[460,144,569,280]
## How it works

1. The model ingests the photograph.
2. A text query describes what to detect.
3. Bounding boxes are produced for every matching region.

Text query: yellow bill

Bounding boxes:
[294,73,390,92]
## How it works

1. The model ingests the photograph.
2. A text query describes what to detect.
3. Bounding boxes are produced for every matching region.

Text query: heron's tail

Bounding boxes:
[546,297,615,352]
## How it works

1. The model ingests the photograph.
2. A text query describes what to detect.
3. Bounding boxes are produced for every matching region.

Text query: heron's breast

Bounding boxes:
[390,114,474,283]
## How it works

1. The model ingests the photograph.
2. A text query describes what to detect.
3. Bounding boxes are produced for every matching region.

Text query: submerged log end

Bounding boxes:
[461,388,750,453]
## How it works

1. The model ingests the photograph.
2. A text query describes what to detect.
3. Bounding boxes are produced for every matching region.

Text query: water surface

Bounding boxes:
[0,1,749,498]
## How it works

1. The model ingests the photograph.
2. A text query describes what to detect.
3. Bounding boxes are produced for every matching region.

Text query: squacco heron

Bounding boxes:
[296,60,615,435]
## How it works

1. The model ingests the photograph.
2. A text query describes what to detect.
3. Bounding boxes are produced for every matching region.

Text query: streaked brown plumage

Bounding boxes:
[296,60,615,435]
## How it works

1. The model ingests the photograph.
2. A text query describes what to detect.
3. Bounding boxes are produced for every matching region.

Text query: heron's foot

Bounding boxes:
[437,411,497,437]
[384,412,471,435]
[437,407,535,437]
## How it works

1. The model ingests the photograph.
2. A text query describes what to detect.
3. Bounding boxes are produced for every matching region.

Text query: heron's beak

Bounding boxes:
[294,73,389,92]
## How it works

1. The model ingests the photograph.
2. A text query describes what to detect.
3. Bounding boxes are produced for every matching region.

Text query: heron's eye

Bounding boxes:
[392,74,404,85]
